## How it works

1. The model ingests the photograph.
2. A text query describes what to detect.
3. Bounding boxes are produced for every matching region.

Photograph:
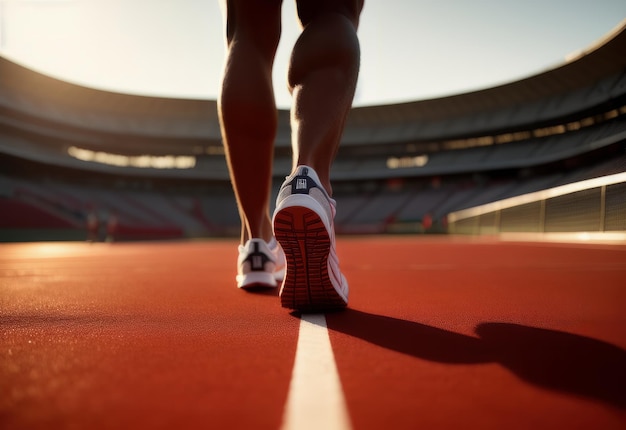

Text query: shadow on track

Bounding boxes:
[241,286,280,296]
[325,309,626,410]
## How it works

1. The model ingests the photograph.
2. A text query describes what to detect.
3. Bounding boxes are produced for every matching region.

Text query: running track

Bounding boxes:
[1,236,625,429]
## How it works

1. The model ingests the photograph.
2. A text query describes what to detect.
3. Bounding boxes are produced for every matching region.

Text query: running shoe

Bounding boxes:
[270,237,286,282]
[272,165,348,311]
[236,238,282,289]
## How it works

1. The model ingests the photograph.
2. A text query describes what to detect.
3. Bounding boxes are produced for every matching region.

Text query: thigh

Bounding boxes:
[221,0,283,50]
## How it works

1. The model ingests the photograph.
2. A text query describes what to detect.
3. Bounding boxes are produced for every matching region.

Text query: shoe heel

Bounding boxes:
[274,206,347,312]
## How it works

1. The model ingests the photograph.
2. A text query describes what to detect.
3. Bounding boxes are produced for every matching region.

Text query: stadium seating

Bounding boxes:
[1,24,625,240]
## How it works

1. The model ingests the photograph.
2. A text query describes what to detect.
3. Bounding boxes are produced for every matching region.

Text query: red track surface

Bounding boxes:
[1,237,625,429]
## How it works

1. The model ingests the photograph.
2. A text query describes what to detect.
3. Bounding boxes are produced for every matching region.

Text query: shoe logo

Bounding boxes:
[252,255,264,270]
[296,178,308,190]
[246,241,270,271]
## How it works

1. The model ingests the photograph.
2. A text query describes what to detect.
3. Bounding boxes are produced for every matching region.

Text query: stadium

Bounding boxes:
[1,13,625,430]
[1,21,624,242]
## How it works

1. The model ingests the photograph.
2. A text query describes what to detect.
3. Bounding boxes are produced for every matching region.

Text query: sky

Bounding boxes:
[0,0,625,108]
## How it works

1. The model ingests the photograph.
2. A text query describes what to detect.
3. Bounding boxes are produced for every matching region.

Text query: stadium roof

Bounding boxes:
[1,22,625,148]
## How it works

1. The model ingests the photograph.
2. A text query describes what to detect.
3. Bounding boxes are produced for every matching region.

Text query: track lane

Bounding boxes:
[328,237,626,429]
[1,241,299,430]
[1,237,625,429]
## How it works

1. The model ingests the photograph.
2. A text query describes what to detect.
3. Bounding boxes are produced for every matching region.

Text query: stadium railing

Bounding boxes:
[447,172,626,236]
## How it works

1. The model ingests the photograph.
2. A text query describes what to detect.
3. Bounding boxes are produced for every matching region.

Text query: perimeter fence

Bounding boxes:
[447,172,626,235]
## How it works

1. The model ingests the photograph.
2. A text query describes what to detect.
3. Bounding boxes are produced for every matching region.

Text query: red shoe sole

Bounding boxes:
[273,206,347,312]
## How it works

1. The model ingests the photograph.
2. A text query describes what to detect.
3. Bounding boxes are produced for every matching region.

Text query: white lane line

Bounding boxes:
[280,313,352,430]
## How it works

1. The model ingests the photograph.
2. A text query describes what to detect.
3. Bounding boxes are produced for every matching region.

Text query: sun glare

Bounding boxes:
[2,242,94,260]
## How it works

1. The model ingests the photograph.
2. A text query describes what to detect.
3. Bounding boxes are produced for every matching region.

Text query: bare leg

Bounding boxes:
[289,0,363,195]
[218,0,282,244]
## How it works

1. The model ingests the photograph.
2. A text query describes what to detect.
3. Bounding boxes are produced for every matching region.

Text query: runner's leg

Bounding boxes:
[218,0,283,244]
[289,0,364,195]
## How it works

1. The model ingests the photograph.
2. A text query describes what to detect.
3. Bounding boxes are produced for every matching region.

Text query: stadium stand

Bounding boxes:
[1,22,625,241]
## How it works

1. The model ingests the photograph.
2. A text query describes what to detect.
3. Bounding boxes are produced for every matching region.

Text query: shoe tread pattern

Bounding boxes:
[274,206,347,312]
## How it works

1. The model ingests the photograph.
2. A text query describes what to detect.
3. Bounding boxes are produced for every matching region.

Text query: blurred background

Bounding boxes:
[1,0,625,242]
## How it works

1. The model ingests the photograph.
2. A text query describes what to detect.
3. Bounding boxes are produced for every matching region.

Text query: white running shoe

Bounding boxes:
[272,165,348,311]
[269,237,286,282]
[236,238,282,289]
